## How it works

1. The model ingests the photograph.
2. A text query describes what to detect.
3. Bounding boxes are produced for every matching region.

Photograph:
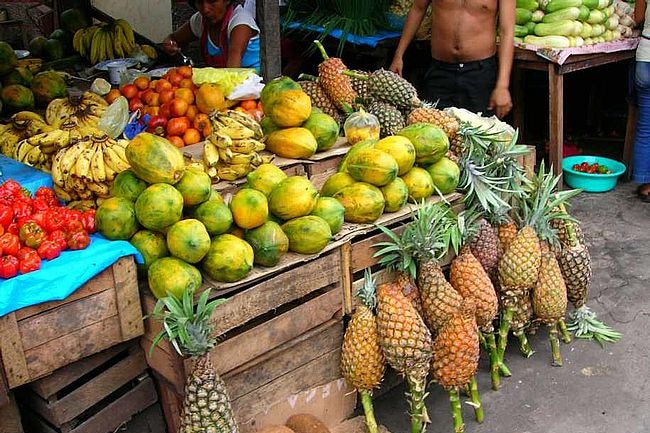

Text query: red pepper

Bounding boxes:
[81,209,96,234]
[1,180,22,198]
[0,233,20,256]
[6,222,18,235]
[146,115,168,136]
[34,187,58,207]
[67,230,90,250]
[19,221,46,249]
[37,240,62,261]
[63,209,83,231]
[44,208,66,233]
[17,247,41,274]
[0,204,13,229]
[12,200,32,220]
[48,230,69,250]
[0,255,19,279]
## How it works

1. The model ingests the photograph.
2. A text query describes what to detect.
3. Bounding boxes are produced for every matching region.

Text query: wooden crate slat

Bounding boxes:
[212,289,342,375]
[231,348,342,429]
[19,290,118,351]
[112,257,144,341]
[151,372,182,433]
[13,268,114,321]
[68,377,157,433]
[0,313,29,389]
[140,337,187,397]
[224,319,343,400]
[38,349,147,425]
[29,343,131,400]
[24,316,123,383]
[350,225,406,274]
[0,393,23,433]
[22,414,58,433]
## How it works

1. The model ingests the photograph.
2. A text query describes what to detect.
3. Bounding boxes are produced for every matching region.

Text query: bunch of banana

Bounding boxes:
[13,139,50,172]
[0,112,54,157]
[15,58,43,74]
[27,117,100,157]
[206,110,267,181]
[50,132,131,203]
[73,19,137,64]
[46,92,108,129]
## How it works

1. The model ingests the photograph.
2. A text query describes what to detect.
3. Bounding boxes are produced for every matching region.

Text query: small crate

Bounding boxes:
[0,257,143,390]
[18,342,158,433]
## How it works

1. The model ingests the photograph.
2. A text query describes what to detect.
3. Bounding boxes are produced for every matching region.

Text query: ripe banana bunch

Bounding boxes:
[15,58,43,74]
[46,92,108,129]
[13,139,49,172]
[50,133,131,203]
[207,110,267,181]
[0,112,54,157]
[73,19,137,64]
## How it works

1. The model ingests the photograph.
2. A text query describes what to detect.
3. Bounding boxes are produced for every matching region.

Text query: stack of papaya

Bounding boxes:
[94,132,343,296]
[259,76,341,159]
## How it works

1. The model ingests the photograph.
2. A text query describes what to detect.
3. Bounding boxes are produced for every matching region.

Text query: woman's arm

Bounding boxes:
[227,24,256,68]
[161,22,197,56]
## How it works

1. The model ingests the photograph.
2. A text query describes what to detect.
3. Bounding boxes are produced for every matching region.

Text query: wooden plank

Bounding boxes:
[0,393,23,433]
[224,320,343,400]
[140,337,187,397]
[68,377,157,433]
[209,251,341,337]
[29,343,131,400]
[231,348,342,428]
[340,242,353,315]
[152,374,182,433]
[40,350,147,425]
[548,63,564,179]
[256,0,282,81]
[211,289,342,375]
[112,257,144,341]
[350,225,406,273]
[0,353,10,406]
[14,266,115,321]
[25,316,123,382]
[18,290,118,351]
[0,313,30,389]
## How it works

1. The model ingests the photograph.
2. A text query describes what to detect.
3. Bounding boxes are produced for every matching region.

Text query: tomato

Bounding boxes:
[81,209,96,234]
[34,187,57,206]
[155,79,172,93]
[12,200,32,220]
[142,106,160,117]
[179,78,195,90]
[129,97,144,112]
[0,204,13,229]
[166,117,190,136]
[0,255,19,278]
[147,115,168,136]
[121,84,139,99]
[141,89,159,106]
[48,230,68,250]
[166,135,185,148]
[159,102,172,119]
[169,98,189,117]
[193,113,210,136]
[185,104,198,122]
[19,221,46,248]
[37,240,62,261]
[2,180,23,198]
[45,208,66,233]
[67,230,90,250]
[183,128,201,145]
[17,247,41,274]
[0,233,20,256]
[167,70,184,87]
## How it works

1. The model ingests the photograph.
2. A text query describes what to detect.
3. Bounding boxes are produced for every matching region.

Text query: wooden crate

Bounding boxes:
[0,257,143,390]
[141,247,349,433]
[18,342,157,433]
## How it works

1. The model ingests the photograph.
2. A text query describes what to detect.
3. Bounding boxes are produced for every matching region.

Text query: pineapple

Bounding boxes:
[298,75,340,119]
[313,40,357,111]
[431,299,481,433]
[365,68,421,110]
[407,102,460,144]
[469,217,500,278]
[150,289,238,433]
[349,69,374,105]
[376,280,433,433]
[367,101,405,137]
[340,269,385,433]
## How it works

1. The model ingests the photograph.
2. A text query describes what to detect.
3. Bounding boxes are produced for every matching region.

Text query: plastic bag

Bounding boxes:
[227,73,264,100]
[98,96,130,139]
[192,67,256,95]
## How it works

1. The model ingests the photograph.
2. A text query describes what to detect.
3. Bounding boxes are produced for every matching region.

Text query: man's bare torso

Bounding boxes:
[429,0,499,63]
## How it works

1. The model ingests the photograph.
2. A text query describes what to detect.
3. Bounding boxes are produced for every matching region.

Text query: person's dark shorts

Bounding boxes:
[420,55,497,115]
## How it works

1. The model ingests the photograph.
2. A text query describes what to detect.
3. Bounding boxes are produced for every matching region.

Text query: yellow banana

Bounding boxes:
[216,163,252,181]
[112,24,127,58]
[73,28,83,53]
[26,120,55,137]
[204,163,218,179]
[221,110,264,139]
[11,111,45,123]
[24,146,44,166]
[60,141,91,176]
[73,142,96,180]
[105,30,115,60]
[82,91,109,108]
[14,140,35,162]
[109,142,129,164]
[28,129,66,149]
[212,118,256,140]
[203,141,220,167]
[53,184,73,202]
[208,131,233,149]
[103,145,130,172]
[227,151,257,165]
[102,151,118,182]
[230,138,265,153]
[86,181,110,197]
[113,138,130,149]
[50,150,66,187]
[260,154,275,164]
[217,147,234,163]
[90,144,107,182]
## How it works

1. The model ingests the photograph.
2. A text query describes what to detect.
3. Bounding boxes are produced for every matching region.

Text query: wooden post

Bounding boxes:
[256,0,282,82]
[548,63,564,181]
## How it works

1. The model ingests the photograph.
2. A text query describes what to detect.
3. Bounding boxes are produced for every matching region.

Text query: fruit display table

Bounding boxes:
[511,39,638,181]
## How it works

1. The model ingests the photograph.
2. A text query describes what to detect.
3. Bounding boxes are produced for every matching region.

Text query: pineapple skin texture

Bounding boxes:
[532,249,568,324]
[341,305,386,391]
[558,242,592,309]
[298,80,339,119]
[318,58,357,111]
[376,282,433,380]
[417,260,463,334]
[498,226,541,290]
[470,218,500,277]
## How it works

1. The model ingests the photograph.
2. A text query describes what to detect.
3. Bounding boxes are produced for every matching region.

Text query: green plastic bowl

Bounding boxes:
[562,155,626,192]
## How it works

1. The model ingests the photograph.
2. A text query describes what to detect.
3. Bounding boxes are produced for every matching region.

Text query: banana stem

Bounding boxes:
[497,308,514,364]
[549,323,563,367]
[406,375,429,433]
[513,329,534,357]
[558,318,572,343]
[484,332,500,390]
[449,388,464,433]
[359,389,378,433]
[313,39,329,60]
[468,376,484,423]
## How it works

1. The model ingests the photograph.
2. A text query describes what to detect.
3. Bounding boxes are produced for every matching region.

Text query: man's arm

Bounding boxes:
[488,0,515,118]
[389,0,431,76]
[634,0,646,27]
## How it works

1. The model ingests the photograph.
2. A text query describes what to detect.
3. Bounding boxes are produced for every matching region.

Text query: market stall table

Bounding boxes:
[511,38,639,181]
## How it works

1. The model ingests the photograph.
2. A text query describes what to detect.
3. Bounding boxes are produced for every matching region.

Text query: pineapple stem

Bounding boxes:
[342,70,369,81]
[406,375,429,433]
[558,318,572,343]
[313,39,330,60]
[468,376,484,423]
[449,388,465,433]
[360,389,379,433]
[478,331,488,351]
[513,329,534,358]
[558,203,579,248]
[497,308,514,364]
[499,360,512,377]
[549,323,563,367]
[297,73,318,82]
[484,332,500,390]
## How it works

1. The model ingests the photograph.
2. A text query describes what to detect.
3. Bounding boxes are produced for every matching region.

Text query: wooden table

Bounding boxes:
[511,45,637,180]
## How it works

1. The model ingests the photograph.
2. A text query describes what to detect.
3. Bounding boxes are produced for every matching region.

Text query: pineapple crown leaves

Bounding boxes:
[355,268,378,310]
[149,288,227,359]
[453,208,482,253]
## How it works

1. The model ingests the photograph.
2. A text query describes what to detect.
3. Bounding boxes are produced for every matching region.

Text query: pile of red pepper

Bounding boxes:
[0,180,96,279]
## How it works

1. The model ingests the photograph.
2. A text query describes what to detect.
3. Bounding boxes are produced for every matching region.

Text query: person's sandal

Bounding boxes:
[637,184,650,203]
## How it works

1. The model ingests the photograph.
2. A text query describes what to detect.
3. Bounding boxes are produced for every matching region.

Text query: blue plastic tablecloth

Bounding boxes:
[285,22,401,47]
[0,234,143,317]
[0,154,53,194]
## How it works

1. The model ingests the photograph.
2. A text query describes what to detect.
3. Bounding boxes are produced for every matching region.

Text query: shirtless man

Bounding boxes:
[389,0,515,118]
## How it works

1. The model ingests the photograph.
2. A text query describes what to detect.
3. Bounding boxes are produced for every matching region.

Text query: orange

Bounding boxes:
[149,79,158,89]
[175,87,195,105]
[179,78,194,89]
[134,76,150,91]
[185,104,198,122]
[183,128,201,145]
[155,79,172,93]
[240,99,257,111]
[195,83,225,114]
[120,84,138,99]
[177,65,193,79]
[167,135,185,148]
[169,98,189,117]
[105,89,121,104]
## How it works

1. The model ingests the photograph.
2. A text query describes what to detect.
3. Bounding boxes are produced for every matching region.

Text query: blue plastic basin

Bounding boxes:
[562,155,626,192]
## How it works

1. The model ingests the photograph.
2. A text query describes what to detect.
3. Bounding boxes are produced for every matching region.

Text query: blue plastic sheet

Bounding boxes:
[0,234,144,317]
[0,155,53,194]
[285,22,401,47]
